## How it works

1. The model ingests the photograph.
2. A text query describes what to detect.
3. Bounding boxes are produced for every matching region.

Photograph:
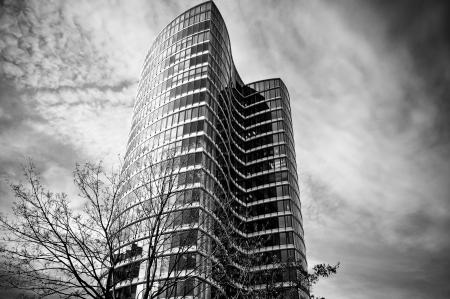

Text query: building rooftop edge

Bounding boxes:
[146,1,287,90]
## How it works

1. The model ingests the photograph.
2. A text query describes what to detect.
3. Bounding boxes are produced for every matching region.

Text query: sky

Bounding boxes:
[0,0,449,298]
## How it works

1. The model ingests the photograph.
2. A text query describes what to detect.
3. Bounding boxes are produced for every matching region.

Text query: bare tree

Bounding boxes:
[207,212,340,299]
[0,160,129,299]
[115,148,204,299]
[0,151,239,299]
[0,153,207,298]
[120,148,243,299]
[0,156,338,299]
[237,251,340,299]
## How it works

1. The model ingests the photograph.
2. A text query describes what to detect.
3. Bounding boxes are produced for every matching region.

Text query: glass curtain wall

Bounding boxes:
[113,2,308,299]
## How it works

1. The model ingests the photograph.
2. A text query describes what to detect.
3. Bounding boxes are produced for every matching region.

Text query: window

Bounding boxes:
[169,253,196,271]
[171,230,197,248]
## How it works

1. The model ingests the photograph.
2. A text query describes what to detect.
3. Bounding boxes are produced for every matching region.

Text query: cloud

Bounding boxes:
[214,0,450,297]
[0,0,204,165]
[0,0,147,210]
[0,0,205,208]
[0,0,145,166]
[331,0,450,145]
[0,0,448,298]
[0,79,82,211]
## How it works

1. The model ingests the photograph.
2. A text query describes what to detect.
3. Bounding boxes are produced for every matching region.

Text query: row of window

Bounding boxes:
[148,29,210,90]
[139,10,298,156]
[133,84,203,143]
[141,30,210,101]
[137,57,205,123]
[245,171,289,190]
[206,54,229,99]
[204,72,287,132]
[168,253,196,272]
[165,11,210,49]
[253,248,297,266]
[119,152,299,220]
[246,215,297,233]
[244,119,287,140]
[146,2,211,67]
[241,132,286,151]
[177,169,202,186]
[145,26,208,82]
[123,141,296,201]
[250,268,297,285]
[117,180,303,252]
[114,284,136,299]
[117,2,305,296]
[242,107,287,128]
[245,143,298,178]
[209,8,232,70]
[244,157,287,175]
[245,98,293,133]
[245,88,282,107]
[132,88,210,145]
[205,29,232,87]
[170,229,197,249]
[170,208,199,228]
[254,231,297,248]
[146,62,209,104]
[126,119,203,165]
[139,39,210,114]
[245,79,282,96]
[127,115,293,181]
[146,45,209,97]
[134,81,292,171]
[113,243,143,265]
[243,98,284,117]
[115,193,303,254]
[146,49,208,97]
[124,135,206,181]
[246,144,290,163]
[124,133,298,208]
[113,261,140,284]
[247,201,302,228]
[157,278,195,298]
[246,199,292,217]
[169,20,210,57]
[208,33,236,95]
[247,185,289,203]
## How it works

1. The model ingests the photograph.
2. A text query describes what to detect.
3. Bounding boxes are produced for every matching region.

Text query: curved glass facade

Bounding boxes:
[114,2,307,298]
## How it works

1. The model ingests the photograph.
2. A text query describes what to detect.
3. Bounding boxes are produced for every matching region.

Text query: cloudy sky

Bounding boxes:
[1,0,449,298]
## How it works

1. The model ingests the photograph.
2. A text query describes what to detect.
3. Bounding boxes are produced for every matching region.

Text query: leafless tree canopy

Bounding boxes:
[0,157,338,299]
[0,161,125,298]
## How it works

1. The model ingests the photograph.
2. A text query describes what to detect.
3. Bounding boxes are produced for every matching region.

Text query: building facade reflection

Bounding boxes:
[115,2,308,298]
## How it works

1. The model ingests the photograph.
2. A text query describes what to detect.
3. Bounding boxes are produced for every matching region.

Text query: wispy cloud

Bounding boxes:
[0,0,448,298]
[216,0,450,297]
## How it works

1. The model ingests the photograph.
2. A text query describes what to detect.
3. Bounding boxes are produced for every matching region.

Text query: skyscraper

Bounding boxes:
[114,2,307,298]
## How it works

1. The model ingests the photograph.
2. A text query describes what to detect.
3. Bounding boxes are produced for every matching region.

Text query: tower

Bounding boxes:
[113,2,308,298]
